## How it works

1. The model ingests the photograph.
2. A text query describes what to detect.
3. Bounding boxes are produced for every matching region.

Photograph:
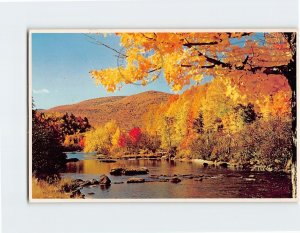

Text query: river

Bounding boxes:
[62,152,292,199]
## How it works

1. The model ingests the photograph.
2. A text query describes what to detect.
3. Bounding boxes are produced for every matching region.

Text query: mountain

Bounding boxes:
[46,91,172,130]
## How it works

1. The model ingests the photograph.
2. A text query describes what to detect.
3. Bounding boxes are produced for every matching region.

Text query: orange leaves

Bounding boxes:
[220,73,292,120]
[90,32,293,97]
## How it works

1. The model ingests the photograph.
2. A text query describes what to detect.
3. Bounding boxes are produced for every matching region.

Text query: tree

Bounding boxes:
[84,120,120,155]
[128,127,142,145]
[193,112,204,134]
[234,103,257,124]
[118,133,127,148]
[163,116,175,149]
[90,33,294,92]
[32,109,66,180]
[89,32,296,196]
[139,133,161,153]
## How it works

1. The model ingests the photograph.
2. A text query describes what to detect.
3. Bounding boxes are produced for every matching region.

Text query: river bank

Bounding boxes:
[32,151,292,199]
[50,152,293,199]
[94,152,292,173]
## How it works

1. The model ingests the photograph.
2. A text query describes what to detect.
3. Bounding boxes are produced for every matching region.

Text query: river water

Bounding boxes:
[62,152,292,199]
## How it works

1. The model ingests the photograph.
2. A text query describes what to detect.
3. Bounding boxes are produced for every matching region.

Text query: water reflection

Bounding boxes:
[62,152,292,199]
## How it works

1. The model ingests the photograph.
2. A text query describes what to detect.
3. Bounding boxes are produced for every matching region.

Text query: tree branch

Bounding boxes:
[198,51,232,68]
[84,33,127,58]
[181,64,215,69]
[183,41,218,47]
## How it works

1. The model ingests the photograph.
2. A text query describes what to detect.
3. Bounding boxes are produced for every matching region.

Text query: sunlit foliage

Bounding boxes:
[90,32,295,92]
[84,120,120,155]
[87,32,295,171]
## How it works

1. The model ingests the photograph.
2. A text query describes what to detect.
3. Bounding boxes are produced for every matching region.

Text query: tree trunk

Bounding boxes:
[283,32,297,198]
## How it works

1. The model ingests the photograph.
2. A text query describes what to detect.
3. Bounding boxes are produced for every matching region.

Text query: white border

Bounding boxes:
[28,29,298,203]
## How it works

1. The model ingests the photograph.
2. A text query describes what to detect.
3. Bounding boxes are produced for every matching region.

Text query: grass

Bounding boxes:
[32,177,72,199]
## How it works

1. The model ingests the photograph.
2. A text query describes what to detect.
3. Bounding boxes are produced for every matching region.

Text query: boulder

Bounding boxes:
[110,168,124,176]
[113,181,124,184]
[70,189,84,198]
[170,177,181,183]
[91,179,99,185]
[110,167,149,176]
[124,167,149,175]
[99,175,111,186]
[127,178,145,183]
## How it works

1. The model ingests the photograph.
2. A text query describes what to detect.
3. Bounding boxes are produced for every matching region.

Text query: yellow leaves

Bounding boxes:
[224,79,240,102]
[112,127,120,147]
[90,68,123,92]
[84,120,120,154]
[90,32,293,97]
[142,70,292,156]
[259,90,291,119]
[104,119,119,134]
[193,74,204,83]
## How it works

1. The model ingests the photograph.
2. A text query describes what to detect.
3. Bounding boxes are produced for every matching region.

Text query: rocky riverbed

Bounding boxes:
[61,152,292,199]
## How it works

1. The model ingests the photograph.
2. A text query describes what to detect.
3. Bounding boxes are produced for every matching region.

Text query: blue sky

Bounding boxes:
[32,32,264,109]
[32,33,178,109]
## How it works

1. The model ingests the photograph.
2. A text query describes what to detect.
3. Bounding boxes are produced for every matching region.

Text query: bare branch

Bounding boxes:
[84,33,127,58]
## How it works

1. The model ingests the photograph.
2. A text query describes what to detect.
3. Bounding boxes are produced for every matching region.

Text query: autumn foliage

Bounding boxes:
[128,127,142,145]
[34,112,91,151]
[86,32,295,172]
[90,32,294,92]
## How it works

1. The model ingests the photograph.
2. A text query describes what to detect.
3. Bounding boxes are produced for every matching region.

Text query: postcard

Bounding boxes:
[28,30,297,201]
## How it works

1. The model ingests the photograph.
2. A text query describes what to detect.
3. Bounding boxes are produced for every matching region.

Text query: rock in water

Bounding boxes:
[170,177,181,183]
[113,181,124,184]
[124,167,149,175]
[127,178,145,183]
[110,168,124,176]
[91,179,99,185]
[99,175,111,186]
[110,167,149,176]
[70,189,84,198]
